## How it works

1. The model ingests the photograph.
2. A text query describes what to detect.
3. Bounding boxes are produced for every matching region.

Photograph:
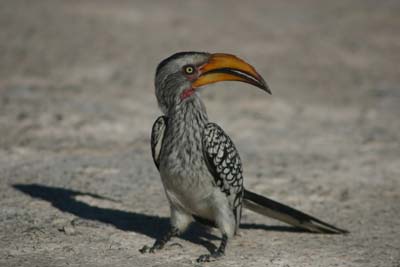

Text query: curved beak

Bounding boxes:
[192,53,271,94]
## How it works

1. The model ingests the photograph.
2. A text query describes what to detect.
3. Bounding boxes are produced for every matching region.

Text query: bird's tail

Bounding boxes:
[243,189,348,234]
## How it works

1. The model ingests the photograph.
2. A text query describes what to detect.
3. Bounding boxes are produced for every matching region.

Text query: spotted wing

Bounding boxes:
[151,116,168,170]
[202,123,244,226]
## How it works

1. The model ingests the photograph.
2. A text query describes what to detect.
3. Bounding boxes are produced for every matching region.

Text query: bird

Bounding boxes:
[140,52,348,262]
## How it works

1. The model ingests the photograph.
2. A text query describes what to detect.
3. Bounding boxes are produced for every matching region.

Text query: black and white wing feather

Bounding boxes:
[151,116,167,170]
[202,123,244,227]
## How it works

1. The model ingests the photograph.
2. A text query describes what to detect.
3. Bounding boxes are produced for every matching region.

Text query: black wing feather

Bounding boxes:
[202,123,244,226]
[151,116,168,170]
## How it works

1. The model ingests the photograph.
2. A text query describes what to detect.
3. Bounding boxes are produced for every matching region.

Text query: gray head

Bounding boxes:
[155,51,270,114]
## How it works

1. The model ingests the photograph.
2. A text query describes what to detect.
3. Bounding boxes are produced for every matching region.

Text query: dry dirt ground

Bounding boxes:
[1,1,399,266]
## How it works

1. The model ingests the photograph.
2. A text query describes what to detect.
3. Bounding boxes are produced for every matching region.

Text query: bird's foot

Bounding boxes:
[139,241,184,254]
[196,251,224,262]
[139,227,181,254]
[139,245,157,254]
[196,233,228,262]
[139,243,163,254]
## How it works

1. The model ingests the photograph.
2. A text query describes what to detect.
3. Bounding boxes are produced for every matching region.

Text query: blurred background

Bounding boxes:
[0,1,399,266]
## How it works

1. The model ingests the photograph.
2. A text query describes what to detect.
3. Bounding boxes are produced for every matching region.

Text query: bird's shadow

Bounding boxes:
[13,183,308,253]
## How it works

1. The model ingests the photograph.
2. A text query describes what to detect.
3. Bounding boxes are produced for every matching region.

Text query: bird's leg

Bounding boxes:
[197,196,235,262]
[140,206,191,254]
[139,226,180,253]
[197,234,228,262]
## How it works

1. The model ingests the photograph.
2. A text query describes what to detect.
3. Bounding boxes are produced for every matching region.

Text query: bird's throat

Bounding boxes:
[180,87,195,100]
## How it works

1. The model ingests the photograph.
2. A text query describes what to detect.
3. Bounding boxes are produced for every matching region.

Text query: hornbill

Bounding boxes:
[140,52,348,262]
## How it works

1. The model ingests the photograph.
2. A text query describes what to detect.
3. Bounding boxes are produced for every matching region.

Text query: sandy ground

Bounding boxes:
[1,0,400,266]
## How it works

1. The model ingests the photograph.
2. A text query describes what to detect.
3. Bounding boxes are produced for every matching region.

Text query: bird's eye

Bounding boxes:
[183,65,195,75]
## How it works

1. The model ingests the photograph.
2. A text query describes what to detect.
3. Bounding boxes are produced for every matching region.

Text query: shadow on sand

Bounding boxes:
[13,183,307,252]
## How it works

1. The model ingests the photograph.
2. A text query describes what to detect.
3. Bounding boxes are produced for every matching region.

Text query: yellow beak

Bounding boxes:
[192,53,271,94]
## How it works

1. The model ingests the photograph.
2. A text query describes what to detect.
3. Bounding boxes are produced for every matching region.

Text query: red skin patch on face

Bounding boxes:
[180,67,201,100]
[180,87,195,100]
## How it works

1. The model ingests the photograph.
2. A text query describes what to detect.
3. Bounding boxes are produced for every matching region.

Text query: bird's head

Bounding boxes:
[155,52,270,113]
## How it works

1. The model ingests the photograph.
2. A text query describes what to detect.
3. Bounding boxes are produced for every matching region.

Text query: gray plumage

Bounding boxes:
[140,52,348,262]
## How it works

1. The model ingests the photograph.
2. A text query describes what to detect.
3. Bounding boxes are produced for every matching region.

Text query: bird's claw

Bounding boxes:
[139,244,161,254]
[196,251,224,262]
[139,245,152,254]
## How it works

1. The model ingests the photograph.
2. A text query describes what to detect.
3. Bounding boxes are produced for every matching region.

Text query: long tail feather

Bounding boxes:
[243,189,348,234]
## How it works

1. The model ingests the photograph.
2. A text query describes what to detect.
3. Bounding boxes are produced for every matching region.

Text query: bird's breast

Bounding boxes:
[158,119,216,215]
[158,99,214,215]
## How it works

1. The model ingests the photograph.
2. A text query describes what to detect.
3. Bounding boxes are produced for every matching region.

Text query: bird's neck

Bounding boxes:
[167,94,208,126]
[161,94,208,176]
